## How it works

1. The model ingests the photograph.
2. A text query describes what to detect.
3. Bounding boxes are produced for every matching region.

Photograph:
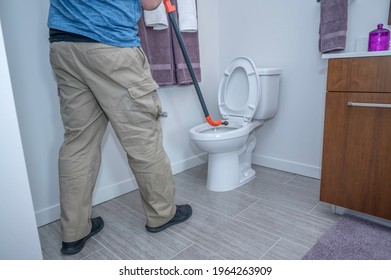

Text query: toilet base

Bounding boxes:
[206,151,256,192]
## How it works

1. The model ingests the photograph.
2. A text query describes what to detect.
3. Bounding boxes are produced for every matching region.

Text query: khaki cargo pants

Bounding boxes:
[50,42,176,242]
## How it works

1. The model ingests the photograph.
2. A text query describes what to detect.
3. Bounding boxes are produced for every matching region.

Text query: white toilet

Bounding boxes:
[189,57,281,192]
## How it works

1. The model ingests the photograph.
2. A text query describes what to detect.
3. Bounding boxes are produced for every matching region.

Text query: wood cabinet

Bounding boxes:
[320,56,391,220]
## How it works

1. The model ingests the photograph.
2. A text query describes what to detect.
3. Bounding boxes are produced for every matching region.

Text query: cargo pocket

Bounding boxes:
[127,81,161,121]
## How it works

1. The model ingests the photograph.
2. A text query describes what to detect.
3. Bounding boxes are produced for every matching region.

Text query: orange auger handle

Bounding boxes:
[163,0,227,127]
[206,116,228,127]
[163,0,176,13]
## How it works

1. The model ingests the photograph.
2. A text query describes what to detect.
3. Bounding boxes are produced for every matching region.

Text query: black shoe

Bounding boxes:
[61,217,104,255]
[145,204,192,233]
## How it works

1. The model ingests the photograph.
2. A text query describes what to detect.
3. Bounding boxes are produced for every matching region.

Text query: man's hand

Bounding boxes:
[141,0,162,11]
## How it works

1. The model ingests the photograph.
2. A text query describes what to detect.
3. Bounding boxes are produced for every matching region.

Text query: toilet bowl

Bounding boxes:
[189,57,281,192]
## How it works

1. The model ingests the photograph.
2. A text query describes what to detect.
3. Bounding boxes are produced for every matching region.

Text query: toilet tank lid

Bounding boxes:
[257,68,282,75]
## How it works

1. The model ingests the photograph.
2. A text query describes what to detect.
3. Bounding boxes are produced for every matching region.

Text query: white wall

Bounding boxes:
[0,19,42,260]
[1,0,389,230]
[218,0,390,178]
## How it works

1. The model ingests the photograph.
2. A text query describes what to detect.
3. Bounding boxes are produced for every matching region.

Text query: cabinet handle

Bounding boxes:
[347,101,391,109]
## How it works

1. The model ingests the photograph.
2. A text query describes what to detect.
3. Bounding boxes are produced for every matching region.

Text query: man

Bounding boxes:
[48,0,192,255]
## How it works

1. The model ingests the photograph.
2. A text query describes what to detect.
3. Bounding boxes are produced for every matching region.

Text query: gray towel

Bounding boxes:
[319,0,348,53]
[138,1,201,86]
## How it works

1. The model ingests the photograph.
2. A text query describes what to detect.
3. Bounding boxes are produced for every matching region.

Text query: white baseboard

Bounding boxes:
[92,178,138,206]
[171,153,208,174]
[35,178,138,227]
[252,154,321,179]
[34,155,207,227]
[34,205,61,228]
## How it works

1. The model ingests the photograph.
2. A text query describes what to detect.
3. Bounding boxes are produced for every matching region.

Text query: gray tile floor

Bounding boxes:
[38,164,340,260]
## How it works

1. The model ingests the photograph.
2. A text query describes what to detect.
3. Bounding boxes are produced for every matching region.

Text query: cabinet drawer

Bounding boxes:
[320,91,391,220]
[327,56,391,93]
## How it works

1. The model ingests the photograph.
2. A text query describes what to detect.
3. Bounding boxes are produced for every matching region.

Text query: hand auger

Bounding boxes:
[163,0,228,127]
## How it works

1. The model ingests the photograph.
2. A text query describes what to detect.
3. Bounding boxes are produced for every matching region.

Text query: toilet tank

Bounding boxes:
[253,68,282,120]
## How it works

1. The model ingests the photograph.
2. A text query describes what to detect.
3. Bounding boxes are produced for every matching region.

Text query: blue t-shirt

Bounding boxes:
[48,0,142,47]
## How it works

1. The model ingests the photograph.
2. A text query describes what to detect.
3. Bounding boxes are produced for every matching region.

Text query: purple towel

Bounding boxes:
[138,0,201,86]
[171,0,201,85]
[319,0,348,53]
[138,13,175,86]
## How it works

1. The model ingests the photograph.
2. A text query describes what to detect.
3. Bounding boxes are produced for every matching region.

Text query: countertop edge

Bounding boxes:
[322,50,391,59]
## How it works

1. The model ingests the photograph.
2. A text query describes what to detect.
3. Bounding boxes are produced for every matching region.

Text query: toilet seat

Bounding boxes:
[218,57,260,123]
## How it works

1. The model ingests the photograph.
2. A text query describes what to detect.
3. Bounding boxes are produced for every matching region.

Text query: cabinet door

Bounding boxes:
[320,91,391,220]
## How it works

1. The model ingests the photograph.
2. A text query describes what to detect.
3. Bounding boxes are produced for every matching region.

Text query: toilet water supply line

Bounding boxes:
[163,0,228,127]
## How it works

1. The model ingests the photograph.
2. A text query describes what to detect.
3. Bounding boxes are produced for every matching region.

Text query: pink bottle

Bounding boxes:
[368,24,390,51]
